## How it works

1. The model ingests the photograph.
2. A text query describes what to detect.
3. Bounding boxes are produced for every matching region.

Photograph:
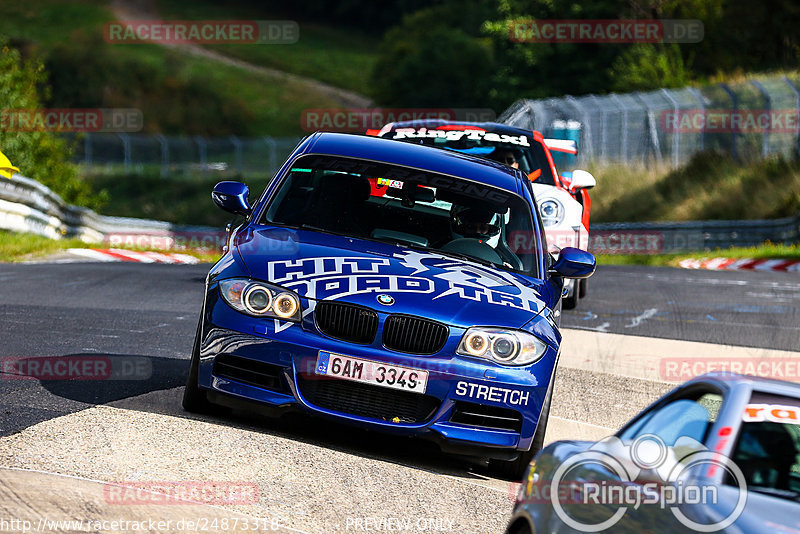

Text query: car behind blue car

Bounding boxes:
[183,132,595,477]
[506,372,800,533]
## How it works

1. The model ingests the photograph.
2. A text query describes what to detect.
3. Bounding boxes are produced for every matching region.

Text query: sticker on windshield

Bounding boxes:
[389,127,531,147]
[743,403,800,425]
[377,178,404,188]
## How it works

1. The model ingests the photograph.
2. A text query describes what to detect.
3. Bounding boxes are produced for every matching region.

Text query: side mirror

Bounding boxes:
[212,181,251,216]
[570,169,596,191]
[549,247,596,279]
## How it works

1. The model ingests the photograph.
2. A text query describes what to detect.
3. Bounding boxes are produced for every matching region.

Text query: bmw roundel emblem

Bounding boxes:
[377,294,395,306]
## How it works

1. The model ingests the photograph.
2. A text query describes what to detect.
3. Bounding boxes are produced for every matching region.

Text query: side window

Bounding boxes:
[726,394,800,493]
[620,393,722,446]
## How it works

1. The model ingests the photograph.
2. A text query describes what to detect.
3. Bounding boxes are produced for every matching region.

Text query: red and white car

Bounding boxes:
[367,120,595,309]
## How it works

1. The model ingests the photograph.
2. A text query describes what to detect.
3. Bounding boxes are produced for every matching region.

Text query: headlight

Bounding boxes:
[219,278,302,321]
[457,328,548,366]
[539,199,564,227]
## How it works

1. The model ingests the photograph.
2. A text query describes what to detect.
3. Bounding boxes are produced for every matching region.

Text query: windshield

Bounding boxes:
[725,393,800,502]
[263,154,540,275]
[384,127,557,186]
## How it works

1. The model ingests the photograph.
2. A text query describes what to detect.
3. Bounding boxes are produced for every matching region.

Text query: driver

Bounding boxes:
[450,205,500,243]
[488,147,520,169]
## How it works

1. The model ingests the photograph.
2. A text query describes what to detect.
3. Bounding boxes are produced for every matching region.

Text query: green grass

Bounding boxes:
[0,230,220,263]
[597,242,800,267]
[156,0,379,95]
[0,231,86,262]
[0,1,109,46]
[589,152,800,223]
[0,0,347,136]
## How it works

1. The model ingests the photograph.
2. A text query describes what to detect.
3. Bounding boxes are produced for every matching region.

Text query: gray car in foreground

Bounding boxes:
[506,373,800,533]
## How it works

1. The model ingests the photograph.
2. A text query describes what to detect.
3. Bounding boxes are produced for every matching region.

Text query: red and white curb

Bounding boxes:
[66,248,200,264]
[679,257,800,272]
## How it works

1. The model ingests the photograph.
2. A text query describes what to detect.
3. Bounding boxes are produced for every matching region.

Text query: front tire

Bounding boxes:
[182,318,216,413]
[579,278,588,298]
[490,377,555,480]
[561,278,580,310]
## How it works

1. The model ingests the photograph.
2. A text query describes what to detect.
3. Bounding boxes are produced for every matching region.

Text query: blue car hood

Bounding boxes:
[235,226,547,329]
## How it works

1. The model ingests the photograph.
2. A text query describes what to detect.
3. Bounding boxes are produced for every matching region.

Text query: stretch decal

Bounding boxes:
[455,381,530,406]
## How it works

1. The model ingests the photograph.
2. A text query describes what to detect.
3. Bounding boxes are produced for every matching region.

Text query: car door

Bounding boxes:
[614,385,725,533]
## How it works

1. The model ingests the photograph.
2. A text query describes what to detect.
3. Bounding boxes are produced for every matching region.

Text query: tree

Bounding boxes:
[0,41,104,208]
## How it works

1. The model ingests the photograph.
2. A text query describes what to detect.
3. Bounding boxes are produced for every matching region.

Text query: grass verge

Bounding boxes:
[1,0,345,136]
[156,0,379,96]
[589,152,800,223]
[0,231,221,263]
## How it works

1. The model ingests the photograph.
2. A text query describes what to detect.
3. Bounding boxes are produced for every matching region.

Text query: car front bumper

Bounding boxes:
[196,293,559,459]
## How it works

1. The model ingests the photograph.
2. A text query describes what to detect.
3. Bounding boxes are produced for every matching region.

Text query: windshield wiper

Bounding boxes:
[294,223,351,238]
[430,248,497,269]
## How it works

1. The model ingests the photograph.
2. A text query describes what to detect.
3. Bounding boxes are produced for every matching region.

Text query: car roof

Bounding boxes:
[300,131,525,194]
[690,372,800,397]
[380,119,537,139]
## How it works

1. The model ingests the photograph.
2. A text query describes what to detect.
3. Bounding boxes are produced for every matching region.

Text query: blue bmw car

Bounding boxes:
[183,132,595,477]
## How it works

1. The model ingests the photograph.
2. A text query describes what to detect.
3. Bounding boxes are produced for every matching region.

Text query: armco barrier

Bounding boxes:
[0,173,224,249]
[590,212,800,253]
[1,173,797,254]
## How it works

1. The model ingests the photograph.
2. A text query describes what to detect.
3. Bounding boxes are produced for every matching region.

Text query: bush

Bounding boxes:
[0,41,106,209]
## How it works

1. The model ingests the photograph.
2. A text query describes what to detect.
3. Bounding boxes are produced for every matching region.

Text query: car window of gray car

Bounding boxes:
[725,393,800,497]
[620,396,719,446]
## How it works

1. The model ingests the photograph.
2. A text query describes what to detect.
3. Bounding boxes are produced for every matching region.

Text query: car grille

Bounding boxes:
[296,375,440,423]
[213,354,287,393]
[449,401,523,432]
[315,301,378,344]
[382,315,449,354]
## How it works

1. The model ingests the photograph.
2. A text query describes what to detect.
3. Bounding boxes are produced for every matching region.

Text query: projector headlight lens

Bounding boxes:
[457,328,548,366]
[540,199,564,227]
[219,278,302,321]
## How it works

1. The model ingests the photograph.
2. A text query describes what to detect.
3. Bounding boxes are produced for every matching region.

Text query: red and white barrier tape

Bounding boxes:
[678,257,800,272]
[66,248,199,264]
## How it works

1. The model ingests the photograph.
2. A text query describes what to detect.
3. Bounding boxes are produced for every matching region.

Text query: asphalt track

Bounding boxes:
[0,261,798,532]
[561,265,800,352]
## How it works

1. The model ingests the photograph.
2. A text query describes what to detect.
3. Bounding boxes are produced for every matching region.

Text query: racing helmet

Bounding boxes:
[450,205,500,241]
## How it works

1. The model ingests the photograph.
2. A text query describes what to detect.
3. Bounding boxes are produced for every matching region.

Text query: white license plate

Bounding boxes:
[314,352,428,394]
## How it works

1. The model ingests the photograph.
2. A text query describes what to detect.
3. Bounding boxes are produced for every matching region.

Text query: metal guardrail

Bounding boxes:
[0,173,223,247]
[590,213,800,253]
[1,173,796,254]
[65,133,302,178]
